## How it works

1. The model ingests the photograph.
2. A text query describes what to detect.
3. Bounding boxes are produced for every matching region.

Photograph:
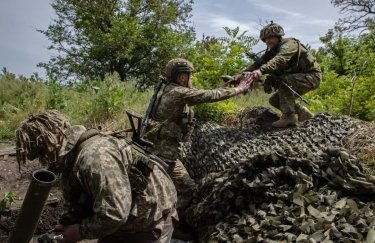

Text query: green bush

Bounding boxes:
[47,77,67,110]
[194,100,238,122]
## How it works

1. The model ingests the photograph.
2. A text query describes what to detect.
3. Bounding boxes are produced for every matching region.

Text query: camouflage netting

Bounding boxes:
[180,111,359,180]
[178,108,375,242]
[185,148,375,242]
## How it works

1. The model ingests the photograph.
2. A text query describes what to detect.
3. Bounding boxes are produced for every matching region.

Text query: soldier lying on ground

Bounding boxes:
[15,110,177,243]
[145,58,255,218]
[239,21,322,128]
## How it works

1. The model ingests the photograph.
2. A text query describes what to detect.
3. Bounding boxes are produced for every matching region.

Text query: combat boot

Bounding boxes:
[272,113,297,128]
[296,106,314,122]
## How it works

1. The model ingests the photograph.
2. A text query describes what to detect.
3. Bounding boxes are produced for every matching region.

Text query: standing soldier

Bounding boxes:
[145,58,254,215]
[16,110,177,243]
[242,21,321,127]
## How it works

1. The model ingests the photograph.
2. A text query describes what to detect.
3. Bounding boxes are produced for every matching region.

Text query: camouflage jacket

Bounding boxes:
[245,38,321,75]
[57,126,177,239]
[145,83,238,161]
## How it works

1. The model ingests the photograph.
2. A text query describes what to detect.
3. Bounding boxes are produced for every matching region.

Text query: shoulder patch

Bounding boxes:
[280,43,289,50]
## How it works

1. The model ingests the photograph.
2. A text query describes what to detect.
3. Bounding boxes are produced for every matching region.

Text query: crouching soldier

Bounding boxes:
[15,110,177,243]
[241,21,321,127]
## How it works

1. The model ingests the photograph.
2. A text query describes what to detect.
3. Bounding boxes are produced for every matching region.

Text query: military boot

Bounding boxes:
[272,113,297,128]
[296,106,314,122]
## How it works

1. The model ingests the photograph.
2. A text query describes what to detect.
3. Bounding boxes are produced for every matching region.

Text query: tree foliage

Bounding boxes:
[187,27,257,89]
[39,0,194,85]
[331,0,375,32]
[186,27,258,121]
[308,27,375,120]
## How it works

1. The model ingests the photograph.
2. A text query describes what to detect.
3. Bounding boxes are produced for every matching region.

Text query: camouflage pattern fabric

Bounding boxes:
[97,212,174,243]
[269,72,321,113]
[59,125,177,240]
[246,38,321,74]
[15,109,70,169]
[145,82,239,211]
[167,159,198,211]
[148,82,238,160]
[245,37,321,114]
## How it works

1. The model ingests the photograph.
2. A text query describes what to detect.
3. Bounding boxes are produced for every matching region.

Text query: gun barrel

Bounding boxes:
[8,169,56,243]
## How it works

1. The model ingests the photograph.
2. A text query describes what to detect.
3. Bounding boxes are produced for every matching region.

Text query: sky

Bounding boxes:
[0,0,341,78]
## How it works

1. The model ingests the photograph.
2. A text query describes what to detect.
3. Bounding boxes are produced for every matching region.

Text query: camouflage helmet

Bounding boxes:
[164,58,194,82]
[260,21,285,42]
[16,110,70,169]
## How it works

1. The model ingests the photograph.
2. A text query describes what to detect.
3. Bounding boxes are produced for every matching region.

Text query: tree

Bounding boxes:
[185,27,257,121]
[318,27,356,75]
[39,0,194,85]
[331,0,375,32]
[309,27,375,121]
[187,27,257,89]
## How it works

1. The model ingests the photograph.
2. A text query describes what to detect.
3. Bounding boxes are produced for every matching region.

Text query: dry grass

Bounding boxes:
[342,120,375,170]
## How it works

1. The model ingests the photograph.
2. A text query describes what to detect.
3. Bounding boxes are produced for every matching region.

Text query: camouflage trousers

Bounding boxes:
[269,72,321,114]
[97,210,175,243]
[167,159,198,216]
[148,136,197,216]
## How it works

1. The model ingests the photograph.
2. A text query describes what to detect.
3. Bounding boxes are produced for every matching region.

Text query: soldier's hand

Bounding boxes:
[54,224,82,243]
[251,69,262,79]
[242,71,252,79]
[235,75,254,94]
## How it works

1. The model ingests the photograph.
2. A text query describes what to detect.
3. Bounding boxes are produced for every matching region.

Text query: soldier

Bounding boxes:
[15,110,177,243]
[242,21,321,127]
[145,58,254,215]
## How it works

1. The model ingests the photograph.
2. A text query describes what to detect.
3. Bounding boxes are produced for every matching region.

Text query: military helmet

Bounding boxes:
[16,110,70,168]
[164,58,194,82]
[259,21,285,42]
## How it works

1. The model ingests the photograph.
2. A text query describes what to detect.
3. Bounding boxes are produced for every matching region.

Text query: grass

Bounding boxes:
[232,88,273,110]
[0,74,153,138]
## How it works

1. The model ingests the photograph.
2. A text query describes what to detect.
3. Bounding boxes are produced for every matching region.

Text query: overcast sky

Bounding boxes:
[0,0,340,78]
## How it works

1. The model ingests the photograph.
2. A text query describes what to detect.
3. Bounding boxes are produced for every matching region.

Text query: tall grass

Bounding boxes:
[232,88,273,111]
[0,72,272,139]
[0,73,152,139]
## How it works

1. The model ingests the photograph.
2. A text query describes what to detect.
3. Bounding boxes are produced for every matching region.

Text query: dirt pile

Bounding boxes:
[224,106,280,130]
[180,112,358,180]
[186,148,375,242]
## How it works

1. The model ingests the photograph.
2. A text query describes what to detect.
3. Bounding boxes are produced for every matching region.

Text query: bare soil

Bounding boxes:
[225,106,280,130]
[0,145,95,242]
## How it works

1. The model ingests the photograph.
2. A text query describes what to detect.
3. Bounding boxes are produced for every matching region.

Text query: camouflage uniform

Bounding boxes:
[245,37,321,115]
[146,81,239,211]
[59,125,177,242]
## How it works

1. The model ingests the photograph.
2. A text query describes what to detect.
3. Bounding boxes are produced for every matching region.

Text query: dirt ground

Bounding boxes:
[0,142,96,242]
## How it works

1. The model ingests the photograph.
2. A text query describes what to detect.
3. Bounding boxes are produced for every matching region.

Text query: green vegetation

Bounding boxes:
[1,0,375,140]
[0,191,18,213]
[39,0,194,85]
[306,27,375,121]
[0,71,152,139]
[0,69,270,137]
